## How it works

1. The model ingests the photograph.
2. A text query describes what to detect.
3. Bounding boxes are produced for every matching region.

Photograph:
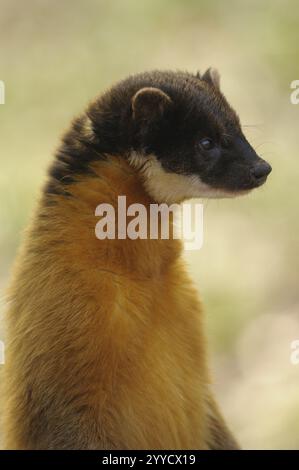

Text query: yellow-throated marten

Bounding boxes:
[3,69,271,449]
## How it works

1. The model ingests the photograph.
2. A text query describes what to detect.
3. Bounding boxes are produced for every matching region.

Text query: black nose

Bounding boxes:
[251,161,272,180]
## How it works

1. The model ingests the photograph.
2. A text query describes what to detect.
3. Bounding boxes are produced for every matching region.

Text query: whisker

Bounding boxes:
[242,124,263,128]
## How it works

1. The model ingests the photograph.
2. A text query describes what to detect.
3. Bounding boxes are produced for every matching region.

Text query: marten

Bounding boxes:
[3,69,271,450]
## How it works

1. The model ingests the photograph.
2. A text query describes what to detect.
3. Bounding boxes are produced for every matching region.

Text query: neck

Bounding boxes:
[38,156,183,279]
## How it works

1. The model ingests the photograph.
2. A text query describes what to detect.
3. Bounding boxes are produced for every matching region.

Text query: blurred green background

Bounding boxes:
[1,0,299,449]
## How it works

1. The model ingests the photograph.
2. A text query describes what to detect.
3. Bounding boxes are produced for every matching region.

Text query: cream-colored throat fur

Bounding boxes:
[128,152,235,203]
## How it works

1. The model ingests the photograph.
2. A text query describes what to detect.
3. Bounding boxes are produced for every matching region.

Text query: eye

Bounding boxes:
[200,137,214,151]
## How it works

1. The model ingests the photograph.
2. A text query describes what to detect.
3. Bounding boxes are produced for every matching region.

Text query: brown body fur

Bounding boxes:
[3,156,239,449]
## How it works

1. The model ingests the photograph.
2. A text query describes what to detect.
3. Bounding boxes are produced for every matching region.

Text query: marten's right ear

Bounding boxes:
[132,87,172,122]
[201,68,221,89]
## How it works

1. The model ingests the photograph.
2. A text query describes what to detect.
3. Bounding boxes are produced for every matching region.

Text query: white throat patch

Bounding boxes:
[128,152,236,203]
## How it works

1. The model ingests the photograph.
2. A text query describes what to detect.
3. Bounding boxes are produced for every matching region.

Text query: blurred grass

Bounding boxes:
[1,0,299,449]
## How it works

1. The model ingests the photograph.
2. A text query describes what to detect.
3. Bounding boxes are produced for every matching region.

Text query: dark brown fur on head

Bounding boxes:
[46,69,271,201]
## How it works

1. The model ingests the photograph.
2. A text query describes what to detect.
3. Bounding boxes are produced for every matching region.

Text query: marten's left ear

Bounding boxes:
[201,68,221,89]
[132,87,172,122]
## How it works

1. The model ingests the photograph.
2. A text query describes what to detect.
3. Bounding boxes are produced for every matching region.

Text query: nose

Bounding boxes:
[251,161,272,180]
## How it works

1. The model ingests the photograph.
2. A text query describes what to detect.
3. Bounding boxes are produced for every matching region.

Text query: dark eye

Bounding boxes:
[200,137,214,150]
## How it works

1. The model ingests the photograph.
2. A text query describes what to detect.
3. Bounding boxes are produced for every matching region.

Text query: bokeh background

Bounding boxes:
[1,0,299,449]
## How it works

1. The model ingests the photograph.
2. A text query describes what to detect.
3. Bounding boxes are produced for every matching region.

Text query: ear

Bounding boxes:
[201,68,221,89]
[132,87,172,122]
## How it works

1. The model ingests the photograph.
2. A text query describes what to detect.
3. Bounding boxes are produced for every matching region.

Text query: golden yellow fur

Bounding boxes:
[3,157,238,449]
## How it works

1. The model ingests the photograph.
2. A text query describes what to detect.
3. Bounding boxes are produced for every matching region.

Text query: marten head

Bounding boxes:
[49,70,271,203]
